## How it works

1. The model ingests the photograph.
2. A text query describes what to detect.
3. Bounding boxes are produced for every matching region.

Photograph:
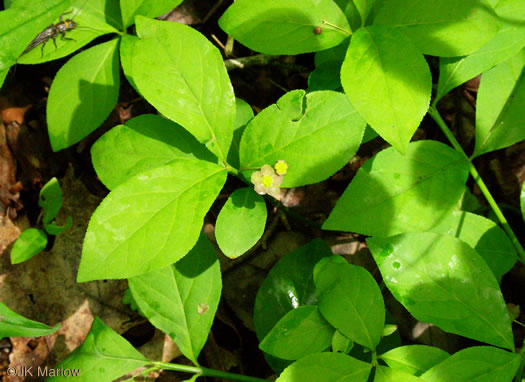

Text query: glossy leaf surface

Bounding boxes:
[49,318,148,382]
[91,114,215,190]
[368,232,514,350]
[129,235,221,364]
[78,161,227,281]
[132,17,235,163]
[323,141,469,236]
[240,90,366,187]
[276,352,371,382]
[315,256,385,350]
[260,305,334,360]
[215,188,267,259]
[379,345,449,376]
[0,302,59,338]
[47,39,120,151]
[474,49,525,157]
[373,0,500,57]
[420,346,520,382]
[341,26,431,154]
[219,0,351,55]
[10,228,48,264]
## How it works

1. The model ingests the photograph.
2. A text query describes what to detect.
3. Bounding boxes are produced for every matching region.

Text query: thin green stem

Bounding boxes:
[321,20,352,35]
[428,106,525,262]
[151,361,268,382]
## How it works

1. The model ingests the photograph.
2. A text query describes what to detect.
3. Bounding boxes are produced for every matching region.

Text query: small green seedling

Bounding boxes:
[10,177,71,264]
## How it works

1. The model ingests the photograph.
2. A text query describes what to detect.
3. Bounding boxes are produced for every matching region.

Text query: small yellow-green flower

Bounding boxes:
[251,164,283,199]
[275,160,288,175]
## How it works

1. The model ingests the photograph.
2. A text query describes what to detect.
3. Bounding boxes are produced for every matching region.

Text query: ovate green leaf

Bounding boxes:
[17,0,119,64]
[374,365,421,382]
[436,0,525,101]
[341,26,431,154]
[39,177,62,223]
[323,141,469,236]
[10,228,48,264]
[0,0,72,71]
[315,256,385,350]
[91,114,215,190]
[276,352,371,382]
[219,0,351,55]
[430,211,517,282]
[215,188,267,259]
[132,17,235,164]
[49,317,148,382]
[367,232,514,350]
[128,235,221,364]
[121,0,183,28]
[47,38,120,151]
[240,90,366,187]
[373,0,500,57]
[379,345,449,376]
[78,161,227,281]
[254,239,333,371]
[420,346,520,382]
[474,49,525,157]
[0,302,59,338]
[260,306,335,360]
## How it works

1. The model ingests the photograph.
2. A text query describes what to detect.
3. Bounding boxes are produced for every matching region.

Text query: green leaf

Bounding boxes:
[215,188,267,259]
[49,317,148,382]
[128,234,220,365]
[276,352,372,382]
[474,49,525,157]
[91,114,216,190]
[308,61,343,91]
[315,256,385,350]
[17,0,120,64]
[39,177,62,224]
[260,306,335,361]
[47,38,120,151]
[353,0,376,25]
[374,365,421,382]
[334,0,361,31]
[341,26,431,154]
[367,232,514,350]
[429,211,517,282]
[436,0,525,101]
[372,0,500,57]
[121,0,183,28]
[240,90,366,187]
[332,330,353,354]
[219,0,351,55]
[420,346,521,382]
[4,0,14,8]
[254,239,333,372]
[132,16,235,164]
[379,345,449,376]
[0,0,72,71]
[119,34,139,91]
[0,69,7,89]
[323,141,469,236]
[0,301,59,338]
[78,160,227,281]
[10,228,48,264]
[44,216,73,235]
[227,98,254,169]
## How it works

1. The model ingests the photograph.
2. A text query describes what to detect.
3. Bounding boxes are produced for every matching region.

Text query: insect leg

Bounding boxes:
[40,41,47,58]
[60,32,76,43]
